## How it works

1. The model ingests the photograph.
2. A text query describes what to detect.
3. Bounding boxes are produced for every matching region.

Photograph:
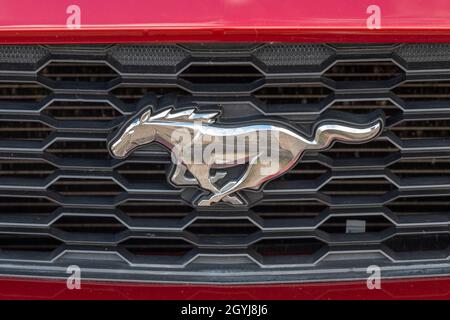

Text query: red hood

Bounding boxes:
[0,0,450,43]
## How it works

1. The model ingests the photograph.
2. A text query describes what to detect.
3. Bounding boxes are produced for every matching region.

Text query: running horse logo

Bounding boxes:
[109,106,382,206]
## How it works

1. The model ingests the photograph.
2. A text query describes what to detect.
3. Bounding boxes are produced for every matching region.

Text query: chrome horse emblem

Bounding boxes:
[109,106,382,207]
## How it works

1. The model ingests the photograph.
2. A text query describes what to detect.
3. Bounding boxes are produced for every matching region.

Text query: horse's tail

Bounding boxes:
[307,120,382,150]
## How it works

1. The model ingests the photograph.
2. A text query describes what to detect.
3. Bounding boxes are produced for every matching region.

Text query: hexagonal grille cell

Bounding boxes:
[253,201,327,220]
[39,62,118,82]
[322,140,399,160]
[252,238,325,256]
[186,219,259,238]
[118,200,192,220]
[0,45,49,65]
[324,61,403,81]
[389,158,450,178]
[384,233,450,252]
[46,140,111,160]
[0,82,50,102]
[254,85,331,105]
[319,215,393,234]
[0,121,53,141]
[393,81,450,101]
[52,216,127,234]
[50,178,124,197]
[0,160,56,179]
[254,44,334,67]
[111,85,190,104]
[391,119,450,140]
[387,196,450,216]
[179,64,263,85]
[116,163,167,183]
[328,100,399,117]
[42,101,123,121]
[0,197,59,217]
[321,178,395,197]
[121,238,193,257]
[0,234,61,253]
[280,162,329,181]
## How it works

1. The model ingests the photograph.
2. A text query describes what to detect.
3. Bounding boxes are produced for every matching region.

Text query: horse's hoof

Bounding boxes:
[197,195,243,206]
[197,199,212,206]
[223,195,244,205]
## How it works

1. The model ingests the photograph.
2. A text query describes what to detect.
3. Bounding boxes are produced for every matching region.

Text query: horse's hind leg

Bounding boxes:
[197,157,260,206]
[187,164,242,205]
[198,156,292,206]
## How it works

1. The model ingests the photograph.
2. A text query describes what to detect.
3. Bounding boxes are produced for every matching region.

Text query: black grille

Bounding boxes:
[1,43,450,283]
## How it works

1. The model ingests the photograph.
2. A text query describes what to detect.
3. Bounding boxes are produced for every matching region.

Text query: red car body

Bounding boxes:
[1,0,450,300]
[1,0,450,43]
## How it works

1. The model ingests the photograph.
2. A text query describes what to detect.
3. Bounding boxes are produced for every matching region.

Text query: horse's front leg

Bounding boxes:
[198,159,257,206]
[171,163,228,186]
[171,163,197,186]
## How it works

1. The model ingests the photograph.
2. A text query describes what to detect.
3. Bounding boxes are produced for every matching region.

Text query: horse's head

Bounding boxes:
[109,109,156,158]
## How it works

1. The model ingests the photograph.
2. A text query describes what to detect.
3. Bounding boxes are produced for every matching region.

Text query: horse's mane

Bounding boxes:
[149,108,219,124]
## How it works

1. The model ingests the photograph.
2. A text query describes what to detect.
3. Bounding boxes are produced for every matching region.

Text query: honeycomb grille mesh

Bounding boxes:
[0,43,450,283]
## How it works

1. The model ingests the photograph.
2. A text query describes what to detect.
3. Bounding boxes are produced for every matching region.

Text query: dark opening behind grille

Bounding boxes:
[253,201,327,220]
[43,101,123,121]
[0,121,53,141]
[324,61,402,81]
[319,215,392,234]
[186,219,259,238]
[329,100,399,117]
[118,201,192,220]
[387,196,450,216]
[389,158,450,178]
[0,83,50,102]
[322,140,399,159]
[0,197,59,216]
[281,162,329,181]
[111,86,189,104]
[46,141,111,160]
[253,238,324,256]
[39,62,118,82]
[52,216,127,234]
[392,120,450,140]
[50,179,124,197]
[384,234,450,252]
[179,65,263,84]
[116,163,167,183]
[0,160,56,179]
[0,235,61,252]
[121,238,194,257]
[394,81,450,101]
[254,85,331,105]
[320,178,395,196]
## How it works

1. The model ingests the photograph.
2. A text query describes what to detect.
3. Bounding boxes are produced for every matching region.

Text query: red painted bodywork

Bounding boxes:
[0,0,450,43]
[1,277,450,300]
[0,0,449,299]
